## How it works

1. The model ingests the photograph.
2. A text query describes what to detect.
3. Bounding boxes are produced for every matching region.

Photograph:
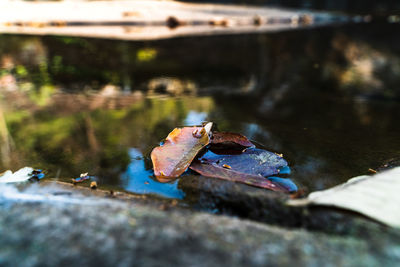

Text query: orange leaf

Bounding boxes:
[151,122,212,178]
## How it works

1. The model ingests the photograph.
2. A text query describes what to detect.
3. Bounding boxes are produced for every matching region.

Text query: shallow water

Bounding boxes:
[0,22,399,199]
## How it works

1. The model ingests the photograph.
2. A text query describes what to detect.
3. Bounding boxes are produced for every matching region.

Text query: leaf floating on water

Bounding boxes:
[195,148,288,176]
[190,161,290,193]
[190,148,295,193]
[288,167,400,228]
[150,124,296,192]
[0,167,45,183]
[210,131,255,149]
[151,122,212,178]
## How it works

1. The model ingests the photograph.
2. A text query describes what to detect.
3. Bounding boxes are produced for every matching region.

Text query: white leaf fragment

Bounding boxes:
[203,122,213,135]
[288,167,400,228]
[0,167,34,183]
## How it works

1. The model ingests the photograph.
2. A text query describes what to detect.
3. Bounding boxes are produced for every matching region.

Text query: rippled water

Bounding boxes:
[1,22,399,199]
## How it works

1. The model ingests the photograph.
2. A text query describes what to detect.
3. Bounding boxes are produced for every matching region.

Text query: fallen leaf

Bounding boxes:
[288,167,400,228]
[190,148,295,192]
[210,131,254,149]
[190,161,290,192]
[194,148,287,176]
[151,122,212,178]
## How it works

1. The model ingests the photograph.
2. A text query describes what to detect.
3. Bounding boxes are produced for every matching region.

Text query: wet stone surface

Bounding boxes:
[0,183,399,267]
[177,174,398,237]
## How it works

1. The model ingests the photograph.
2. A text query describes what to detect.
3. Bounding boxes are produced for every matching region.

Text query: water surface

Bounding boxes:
[1,22,399,200]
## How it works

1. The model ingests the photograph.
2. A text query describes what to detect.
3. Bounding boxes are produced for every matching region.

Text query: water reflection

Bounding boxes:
[0,107,13,167]
[0,22,400,198]
[184,111,208,126]
[0,95,214,185]
[121,148,185,199]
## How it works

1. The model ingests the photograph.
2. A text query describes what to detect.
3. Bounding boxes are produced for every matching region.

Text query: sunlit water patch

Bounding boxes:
[121,148,185,199]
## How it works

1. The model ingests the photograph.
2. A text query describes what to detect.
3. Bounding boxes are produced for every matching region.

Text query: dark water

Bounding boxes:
[1,22,400,199]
